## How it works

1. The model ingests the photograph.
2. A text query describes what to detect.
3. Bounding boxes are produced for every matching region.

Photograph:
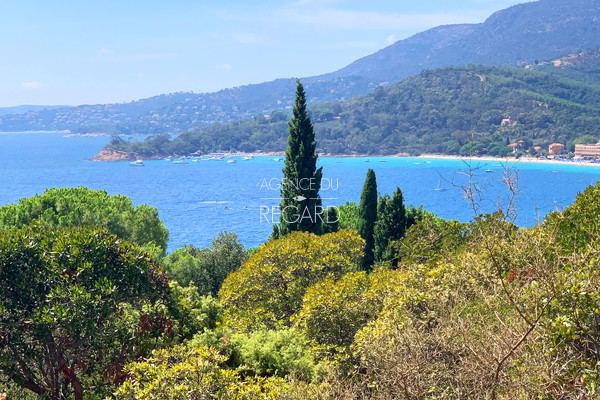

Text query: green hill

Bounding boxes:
[104,64,600,158]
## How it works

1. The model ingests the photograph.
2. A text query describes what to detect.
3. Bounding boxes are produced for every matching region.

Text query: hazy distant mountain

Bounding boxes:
[323,0,600,82]
[0,105,70,117]
[1,0,599,134]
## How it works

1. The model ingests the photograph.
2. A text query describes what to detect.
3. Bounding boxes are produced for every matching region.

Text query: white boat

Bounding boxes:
[163,156,172,162]
[485,169,493,173]
[130,159,144,167]
[435,179,447,192]
[272,157,282,162]
[242,155,255,161]
[227,159,236,163]
[173,158,188,164]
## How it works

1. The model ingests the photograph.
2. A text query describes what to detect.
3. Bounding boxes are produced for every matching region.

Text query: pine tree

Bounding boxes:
[358,169,377,271]
[374,187,407,265]
[277,80,323,237]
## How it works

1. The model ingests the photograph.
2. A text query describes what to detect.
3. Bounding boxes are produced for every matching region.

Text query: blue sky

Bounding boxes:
[0,0,528,107]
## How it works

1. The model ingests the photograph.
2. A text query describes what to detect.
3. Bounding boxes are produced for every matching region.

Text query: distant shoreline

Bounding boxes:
[89,148,600,168]
[3,131,588,167]
[0,130,71,134]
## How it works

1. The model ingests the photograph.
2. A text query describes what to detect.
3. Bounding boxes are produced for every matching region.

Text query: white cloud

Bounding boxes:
[22,81,43,89]
[219,64,234,71]
[385,34,396,45]
[98,48,111,55]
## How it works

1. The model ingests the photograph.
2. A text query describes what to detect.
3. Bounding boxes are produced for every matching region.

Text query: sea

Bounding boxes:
[1,132,599,252]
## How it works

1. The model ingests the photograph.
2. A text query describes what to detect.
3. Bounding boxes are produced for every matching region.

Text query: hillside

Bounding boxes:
[0,77,374,135]
[102,64,600,158]
[2,0,600,135]
[324,0,600,82]
[534,47,600,84]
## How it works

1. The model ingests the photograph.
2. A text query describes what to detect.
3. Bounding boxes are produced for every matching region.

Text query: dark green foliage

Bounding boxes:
[322,207,339,234]
[164,232,247,295]
[573,134,598,145]
[545,180,600,253]
[0,226,172,400]
[358,169,378,271]
[169,282,224,338]
[373,187,408,264]
[270,223,280,241]
[0,186,169,253]
[278,80,323,236]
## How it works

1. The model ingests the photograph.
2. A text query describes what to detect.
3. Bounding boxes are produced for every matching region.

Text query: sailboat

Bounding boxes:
[435,179,447,192]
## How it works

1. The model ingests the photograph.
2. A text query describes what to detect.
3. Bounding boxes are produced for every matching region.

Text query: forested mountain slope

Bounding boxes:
[104,64,600,158]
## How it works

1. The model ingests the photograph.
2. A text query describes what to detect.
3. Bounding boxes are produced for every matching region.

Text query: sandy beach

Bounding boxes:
[416,153,600,167]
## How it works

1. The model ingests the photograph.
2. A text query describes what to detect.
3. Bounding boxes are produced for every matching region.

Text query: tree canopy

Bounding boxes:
[0,186,169,253]
[163,232,247,295]
[218,230,364,331]
[0,226,172,400]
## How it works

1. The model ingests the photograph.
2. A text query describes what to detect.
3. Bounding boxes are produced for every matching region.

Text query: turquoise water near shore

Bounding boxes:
[1,132,599,251]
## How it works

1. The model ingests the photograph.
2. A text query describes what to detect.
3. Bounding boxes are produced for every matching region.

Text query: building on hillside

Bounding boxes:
[501,118,516,127]
[575,142,600,159]
[508,143,518,153]
[549,143,565,156]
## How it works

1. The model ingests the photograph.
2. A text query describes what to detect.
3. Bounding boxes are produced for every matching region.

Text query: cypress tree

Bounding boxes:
[358,169,378,271]
[322,207,339,234]
[374,187,407,264]
[277,80,323,237]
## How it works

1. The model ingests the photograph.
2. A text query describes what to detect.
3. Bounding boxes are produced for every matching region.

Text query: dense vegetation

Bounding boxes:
[104,64,600,157]
[0,187,169,253]
[0,226,173,400]
[4,177,600,398]
[536,47,600,86]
